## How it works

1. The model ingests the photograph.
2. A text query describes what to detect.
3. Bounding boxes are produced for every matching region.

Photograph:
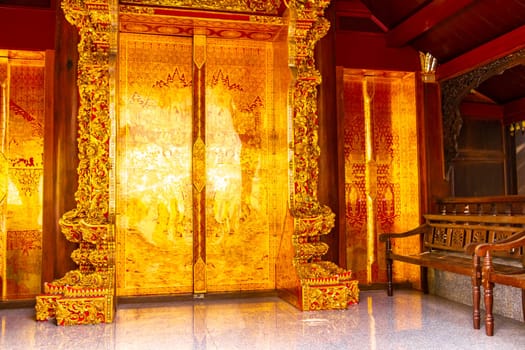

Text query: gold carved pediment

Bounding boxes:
[118,5,286,42]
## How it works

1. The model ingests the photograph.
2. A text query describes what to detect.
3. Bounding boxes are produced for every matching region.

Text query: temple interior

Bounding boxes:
[1,0,525,342]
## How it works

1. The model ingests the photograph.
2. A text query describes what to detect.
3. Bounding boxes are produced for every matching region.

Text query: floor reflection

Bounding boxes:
[2,290,524,350]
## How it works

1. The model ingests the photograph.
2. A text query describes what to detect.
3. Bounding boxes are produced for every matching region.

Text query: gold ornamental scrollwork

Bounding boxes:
[249,15,285,25]
[286,0,359,310]
[35,0,117,325]
[120,0,281,15]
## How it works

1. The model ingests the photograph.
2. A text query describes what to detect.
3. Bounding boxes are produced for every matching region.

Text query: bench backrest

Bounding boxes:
[423,214,525,260]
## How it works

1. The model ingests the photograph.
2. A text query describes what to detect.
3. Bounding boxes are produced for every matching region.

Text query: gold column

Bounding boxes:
[0,56,7,299]
[35,0,118,325]
[285,0,359,310]
[363,76,376,285]
[192,33,207,294]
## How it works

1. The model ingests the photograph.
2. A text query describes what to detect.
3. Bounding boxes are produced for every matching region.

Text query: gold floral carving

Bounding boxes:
[120,0,281,15]
[286,0,359,310]
[119,4,155,14]
[249,15,285,25]
[193,138,206,192]
[55,296,111,326]
[118,9,285,42]
[35,0,117,325]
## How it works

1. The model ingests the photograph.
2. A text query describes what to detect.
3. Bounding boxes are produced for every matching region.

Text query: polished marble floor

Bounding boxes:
[1,289,524,350]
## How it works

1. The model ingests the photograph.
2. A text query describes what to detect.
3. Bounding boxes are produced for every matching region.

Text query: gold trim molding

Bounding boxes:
[120,0,281,15]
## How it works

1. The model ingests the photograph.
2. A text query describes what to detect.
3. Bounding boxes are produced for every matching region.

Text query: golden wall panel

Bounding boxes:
[3,56,45,299]
[116,33,195,295]
[343,71,420,285]
[388,75,421,285]
[343,75,367,283]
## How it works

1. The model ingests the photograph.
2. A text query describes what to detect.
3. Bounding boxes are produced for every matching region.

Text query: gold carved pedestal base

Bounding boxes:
[36,279,114,326]
[298,262,360,311]
[35,215,115,325]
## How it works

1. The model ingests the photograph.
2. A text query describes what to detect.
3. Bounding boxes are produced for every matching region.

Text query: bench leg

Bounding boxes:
[482,252,495,336]
[522,289,525,323]
[472,255,481,329]
[484,281,495,336]
[386,257,393,296]
[421,266,428,294]
[386,239,393,296]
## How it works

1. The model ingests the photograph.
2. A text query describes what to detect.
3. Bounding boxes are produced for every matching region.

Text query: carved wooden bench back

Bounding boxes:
[424,214,525,261]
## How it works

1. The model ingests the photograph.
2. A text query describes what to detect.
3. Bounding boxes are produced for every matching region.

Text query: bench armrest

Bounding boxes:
[379,224,429,242]
[475,230,525,257]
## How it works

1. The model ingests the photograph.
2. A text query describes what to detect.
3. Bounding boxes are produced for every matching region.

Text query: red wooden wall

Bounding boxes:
[0,2,57,51]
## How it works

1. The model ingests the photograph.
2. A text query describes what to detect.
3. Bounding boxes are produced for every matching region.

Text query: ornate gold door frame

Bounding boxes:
[36,0,359,325]
[35,0,119,325]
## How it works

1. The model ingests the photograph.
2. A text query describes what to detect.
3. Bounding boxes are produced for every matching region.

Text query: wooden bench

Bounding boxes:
[474,232,525,336]
[379,213,525,334]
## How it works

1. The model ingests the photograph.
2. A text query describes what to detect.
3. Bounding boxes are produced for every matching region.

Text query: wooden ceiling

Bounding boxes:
[336,0,525,121]
[3,0,525,120]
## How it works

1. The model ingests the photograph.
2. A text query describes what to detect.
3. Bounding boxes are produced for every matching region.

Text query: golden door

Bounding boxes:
[116,33,288,296]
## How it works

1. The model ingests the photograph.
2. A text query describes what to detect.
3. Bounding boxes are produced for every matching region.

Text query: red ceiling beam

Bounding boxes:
[335,0,388,32]
[386,0,475,48]
[0,6,56,51]
[460,101,503,120]
[335,0,371,15]
[438,24,525,81]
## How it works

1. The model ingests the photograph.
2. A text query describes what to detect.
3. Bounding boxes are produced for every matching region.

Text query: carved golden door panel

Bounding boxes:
[116,34,194,296]
[116,33,282,296]
[204,37,278,293]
